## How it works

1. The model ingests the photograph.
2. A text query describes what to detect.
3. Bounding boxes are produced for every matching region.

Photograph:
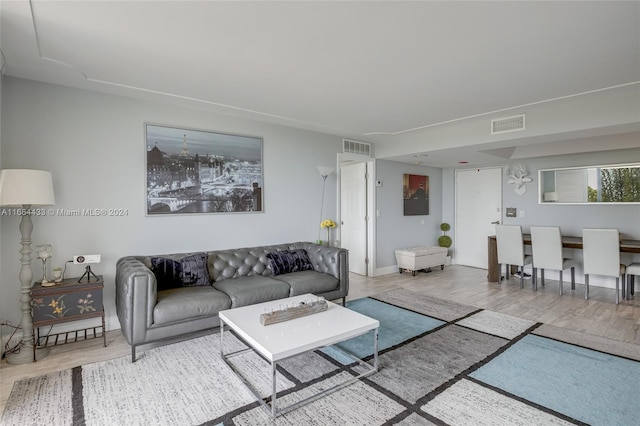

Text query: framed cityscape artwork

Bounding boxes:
[145,124,264,215]
[403,173,429,215]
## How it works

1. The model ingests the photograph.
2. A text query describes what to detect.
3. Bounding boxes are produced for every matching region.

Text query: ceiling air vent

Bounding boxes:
[491,114,526,135]
[343,139,372,157]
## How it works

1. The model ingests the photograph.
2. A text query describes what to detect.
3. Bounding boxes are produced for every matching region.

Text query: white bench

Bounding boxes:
[395,246,448,276]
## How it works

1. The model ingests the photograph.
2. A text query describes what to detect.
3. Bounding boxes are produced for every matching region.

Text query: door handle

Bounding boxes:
[491,220,501,225]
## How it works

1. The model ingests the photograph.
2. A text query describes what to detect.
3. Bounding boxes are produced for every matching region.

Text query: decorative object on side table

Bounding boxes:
[0,169,55,364]
[320,219,336,246]
[52,266,63,283]
[36,244,53,285]
[260,297,328,325]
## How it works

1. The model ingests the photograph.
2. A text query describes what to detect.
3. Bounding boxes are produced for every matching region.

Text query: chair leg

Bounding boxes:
[532,266,537,290]
[570,267,575,290]
[615,277,619,305]
[505,264,510,280]
[621,276,626,301]
[540,269,545,287]
[520,270,524,289]
[559,270,563,296]
[631,275,635,296]
[585,274,589,300]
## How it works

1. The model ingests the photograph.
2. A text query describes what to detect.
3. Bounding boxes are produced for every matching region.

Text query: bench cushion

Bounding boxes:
[395,246,448,257]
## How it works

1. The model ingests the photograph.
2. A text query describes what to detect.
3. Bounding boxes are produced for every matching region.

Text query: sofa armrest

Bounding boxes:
[115,256,157,345]
[303,243,349,299]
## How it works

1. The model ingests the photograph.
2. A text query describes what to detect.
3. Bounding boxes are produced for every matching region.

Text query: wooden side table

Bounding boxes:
[31,275,106,361]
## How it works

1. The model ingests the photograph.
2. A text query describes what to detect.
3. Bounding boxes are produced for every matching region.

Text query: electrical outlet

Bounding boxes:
[519,210,525,217]
[506,207,517,217]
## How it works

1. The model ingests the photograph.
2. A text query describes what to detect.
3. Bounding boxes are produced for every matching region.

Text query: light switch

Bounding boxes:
[519,210,525,217]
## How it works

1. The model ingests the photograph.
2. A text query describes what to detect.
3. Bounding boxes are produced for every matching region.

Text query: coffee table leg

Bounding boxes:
[219,319,224,357]
[373,328,379,371]
[272,361,277,416]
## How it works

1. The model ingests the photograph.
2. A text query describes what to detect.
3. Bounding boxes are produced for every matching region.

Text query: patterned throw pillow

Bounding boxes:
[150,253,210,290]
[266,249,314,275]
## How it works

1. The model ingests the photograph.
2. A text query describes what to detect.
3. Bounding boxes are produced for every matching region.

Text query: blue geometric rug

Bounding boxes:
[321,297,445,363]
[469,334,640,426]
[3,289,639,425]
[330,292,640,426]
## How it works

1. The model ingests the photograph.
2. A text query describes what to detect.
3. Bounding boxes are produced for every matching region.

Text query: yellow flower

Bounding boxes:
[49,299,58,308]
[54,307,63,314]
[320,219,336,229]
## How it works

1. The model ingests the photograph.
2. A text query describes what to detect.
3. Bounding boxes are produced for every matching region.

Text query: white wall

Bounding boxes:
[374,160,443,273]
[0,77,341,331]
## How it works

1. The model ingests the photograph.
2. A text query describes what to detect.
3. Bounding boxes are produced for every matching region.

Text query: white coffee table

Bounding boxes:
[219,294,379,417]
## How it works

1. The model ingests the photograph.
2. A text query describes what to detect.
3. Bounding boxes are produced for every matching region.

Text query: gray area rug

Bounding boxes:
[3,289,638,425]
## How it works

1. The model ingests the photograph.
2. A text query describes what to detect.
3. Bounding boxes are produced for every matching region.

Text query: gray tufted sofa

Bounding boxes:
[116,242,348,361]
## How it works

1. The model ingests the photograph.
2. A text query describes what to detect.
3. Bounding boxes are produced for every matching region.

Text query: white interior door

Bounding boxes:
[340,162,367,275]
[455,167,503,269]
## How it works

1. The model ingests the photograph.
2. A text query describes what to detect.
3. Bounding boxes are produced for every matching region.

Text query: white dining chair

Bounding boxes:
[582,228,626,305]
[530,226,575,295]
[626,262,639,301]
[496,225,533,289]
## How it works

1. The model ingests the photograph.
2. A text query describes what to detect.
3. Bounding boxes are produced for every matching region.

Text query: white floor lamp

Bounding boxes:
[317,166,334,242]
[0,169,55,364]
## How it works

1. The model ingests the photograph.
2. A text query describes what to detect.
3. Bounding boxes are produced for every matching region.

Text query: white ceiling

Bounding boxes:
[1,1,639,167]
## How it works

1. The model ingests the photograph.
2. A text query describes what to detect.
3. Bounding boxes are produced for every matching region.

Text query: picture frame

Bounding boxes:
[403,174,429,216]
[145,124,264,215]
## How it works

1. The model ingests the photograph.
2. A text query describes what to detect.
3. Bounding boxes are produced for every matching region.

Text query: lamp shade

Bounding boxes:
[0,169,55,206]
[317,166,334,178]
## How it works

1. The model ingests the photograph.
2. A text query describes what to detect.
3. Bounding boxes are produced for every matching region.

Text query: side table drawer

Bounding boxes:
[31,276,104,327]
[32,286,104,325]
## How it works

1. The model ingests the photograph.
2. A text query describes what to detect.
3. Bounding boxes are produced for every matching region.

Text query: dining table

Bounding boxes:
[487,234,640,282]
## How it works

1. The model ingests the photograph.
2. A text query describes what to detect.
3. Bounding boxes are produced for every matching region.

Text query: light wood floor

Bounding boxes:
[1,265,638,415]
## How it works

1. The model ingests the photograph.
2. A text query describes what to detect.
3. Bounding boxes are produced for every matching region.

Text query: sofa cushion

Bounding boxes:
[266,249,314,275]
[214,276,291,308]
[153,287,231,325]
[272,270,339,296]
[150,253,210,290]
